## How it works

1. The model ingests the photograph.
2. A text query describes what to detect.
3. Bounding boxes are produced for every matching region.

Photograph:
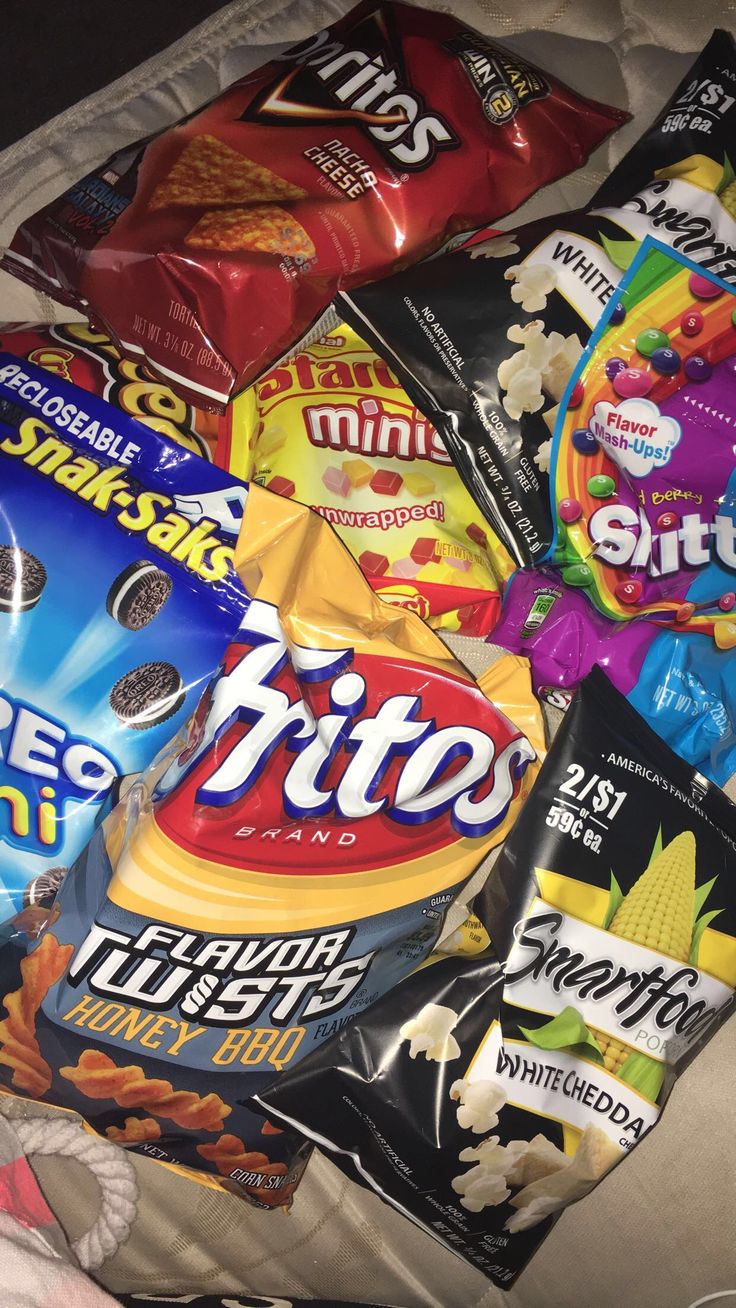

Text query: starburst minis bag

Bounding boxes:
[340,31,736,564]
[228,323,514,634]
[0,1,626,408]
[0,485,542,1205]
[258,668,736,1283]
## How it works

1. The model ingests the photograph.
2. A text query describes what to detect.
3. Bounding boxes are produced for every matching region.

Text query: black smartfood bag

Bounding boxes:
[257,669,736,1288]
[340,31,736,564]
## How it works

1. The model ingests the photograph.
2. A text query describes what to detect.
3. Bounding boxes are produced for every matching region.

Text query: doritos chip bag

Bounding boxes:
[0,485,542,1203]
[259,669,736,1284]
[1,1,626,408]
[227,324,514,634]
[340,31,736,565]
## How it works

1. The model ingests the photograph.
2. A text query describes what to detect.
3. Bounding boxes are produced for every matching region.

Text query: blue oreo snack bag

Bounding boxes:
[0,350,248,918]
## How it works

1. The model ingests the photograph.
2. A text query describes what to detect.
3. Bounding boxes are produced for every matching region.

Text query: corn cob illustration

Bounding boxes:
[720,180,736,218]
[593,831,696,1075]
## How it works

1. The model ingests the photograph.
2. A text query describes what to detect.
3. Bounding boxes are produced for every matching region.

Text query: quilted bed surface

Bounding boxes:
[0,3,734,1305]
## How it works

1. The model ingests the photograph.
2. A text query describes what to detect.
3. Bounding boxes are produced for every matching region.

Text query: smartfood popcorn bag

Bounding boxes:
[0,484,543,1205]
[260,669,736,1285]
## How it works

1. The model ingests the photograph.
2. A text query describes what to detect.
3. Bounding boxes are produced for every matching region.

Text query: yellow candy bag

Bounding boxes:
[223,326,513,634]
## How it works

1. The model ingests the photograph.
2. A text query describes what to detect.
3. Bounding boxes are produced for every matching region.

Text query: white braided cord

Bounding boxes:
[14,1115,139,1270]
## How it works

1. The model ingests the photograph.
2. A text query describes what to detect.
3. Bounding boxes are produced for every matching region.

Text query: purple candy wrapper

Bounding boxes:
[492,568,656,707]
[493,568,736,785]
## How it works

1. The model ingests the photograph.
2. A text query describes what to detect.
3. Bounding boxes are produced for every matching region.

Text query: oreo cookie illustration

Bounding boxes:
[110,661,185,730]
[22,865,67,908]
[0,545,47,612]
[106,560,173,631]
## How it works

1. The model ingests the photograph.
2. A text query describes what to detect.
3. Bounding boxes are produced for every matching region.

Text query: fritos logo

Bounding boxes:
[155,599,535,871]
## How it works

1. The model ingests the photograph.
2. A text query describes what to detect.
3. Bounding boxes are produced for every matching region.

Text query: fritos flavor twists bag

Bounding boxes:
[1,1,626,409]
[0,486,542,1203]
[0,351,248,917]
[340,31,736,564]
[229,324,513,634]
[0,322,223,462]
[259,669,736,1285]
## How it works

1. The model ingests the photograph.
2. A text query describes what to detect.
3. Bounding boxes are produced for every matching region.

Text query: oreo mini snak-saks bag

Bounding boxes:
[259,669,736,1285]
[340,31,736,564]
[1,1,626,408]
[0,351,248,917]
[0,486,542,1203]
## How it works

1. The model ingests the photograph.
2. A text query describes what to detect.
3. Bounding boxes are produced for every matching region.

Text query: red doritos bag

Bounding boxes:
[2,1,626,409]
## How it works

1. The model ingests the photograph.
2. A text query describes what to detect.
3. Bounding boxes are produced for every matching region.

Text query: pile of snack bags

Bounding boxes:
[0,4,735,1290]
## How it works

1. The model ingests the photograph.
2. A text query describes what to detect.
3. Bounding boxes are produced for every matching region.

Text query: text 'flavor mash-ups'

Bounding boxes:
[226,324,514,634]
[0,486,543,1204]
[340,30,736,565]
[0,348,249,918]
[1,1,626,409]
[258,668,736,1287]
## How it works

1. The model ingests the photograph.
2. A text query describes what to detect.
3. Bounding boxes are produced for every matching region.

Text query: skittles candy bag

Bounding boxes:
[549,239,736,630]
[547,238,736,783]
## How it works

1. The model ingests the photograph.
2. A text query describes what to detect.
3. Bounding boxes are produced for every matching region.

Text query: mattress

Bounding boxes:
[0,2,733,1305]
